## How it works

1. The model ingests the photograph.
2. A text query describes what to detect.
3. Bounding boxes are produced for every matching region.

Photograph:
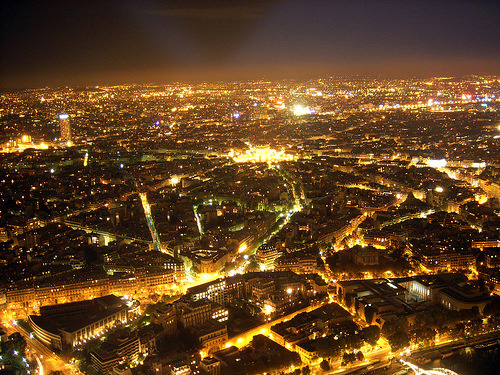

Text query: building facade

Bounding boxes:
[59,113,71,142]
[29,295,130,349]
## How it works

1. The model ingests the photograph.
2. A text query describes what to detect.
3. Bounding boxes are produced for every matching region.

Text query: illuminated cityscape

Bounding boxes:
[1,1,499,375]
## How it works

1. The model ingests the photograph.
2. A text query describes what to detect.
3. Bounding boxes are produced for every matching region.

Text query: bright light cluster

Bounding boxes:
[233,145,296,163]
[292,104,314,116]
[427,159,447,168]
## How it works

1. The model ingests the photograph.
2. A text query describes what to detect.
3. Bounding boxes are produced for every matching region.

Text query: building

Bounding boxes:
[309,276,328,295]
[270,303,352,348]
[333,278,408,326]
[150,298,228,336]
[189,249,228,275]
[188,278,228,306]
[484,247,500,268]
[402,273,492,313]
[244,271,304,299]
[170,362,192,375]
[407,239,476,272]
[352,246,379,266]
[251,279,275,301]
[59,113,71,142]
[274,252,317,274]
[200,356,221,375]
[186,275,245,306]
[137,323,162,357]
[333,273,493,324]
[91,329,140,374]
[256,243,281,270]
[472,240,500,250]
[212,335,299,374]
[150,304,178,334]
[316,213,366,246]
[479,268,500,294]
[29,294,129,349]
[144,350,199,375]
[185,272,305,309]
[263,291,301,316]
[439,287,491,313]
[5,268,176,309]
[362,229,392,248]
[295,340,319,365]
[177,299,228,328]
[91,348,121,374]
[334,274,489,325]
[198,322,228,357]
[399,273,469,304]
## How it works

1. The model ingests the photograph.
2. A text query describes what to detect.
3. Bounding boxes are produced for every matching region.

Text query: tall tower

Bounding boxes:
[59,113,71,142]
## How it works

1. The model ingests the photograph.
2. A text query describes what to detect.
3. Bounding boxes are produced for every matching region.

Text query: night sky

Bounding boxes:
[1,0,499,89]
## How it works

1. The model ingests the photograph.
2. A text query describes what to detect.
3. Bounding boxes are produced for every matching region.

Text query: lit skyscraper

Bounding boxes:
[59,113,71,142]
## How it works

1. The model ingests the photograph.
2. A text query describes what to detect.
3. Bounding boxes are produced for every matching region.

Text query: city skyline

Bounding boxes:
[1,1,500,375]
[0,75,499,375]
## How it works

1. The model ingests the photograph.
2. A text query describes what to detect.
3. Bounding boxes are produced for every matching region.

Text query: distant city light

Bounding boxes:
[428,159,447,168]
[472,162,486,168]
[292,104,313,116]
[274,100,286,109]
[233,145,295,163]
[1,76,499,373]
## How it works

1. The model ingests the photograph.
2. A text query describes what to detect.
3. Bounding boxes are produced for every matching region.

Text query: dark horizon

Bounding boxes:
[1,0,499,90]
